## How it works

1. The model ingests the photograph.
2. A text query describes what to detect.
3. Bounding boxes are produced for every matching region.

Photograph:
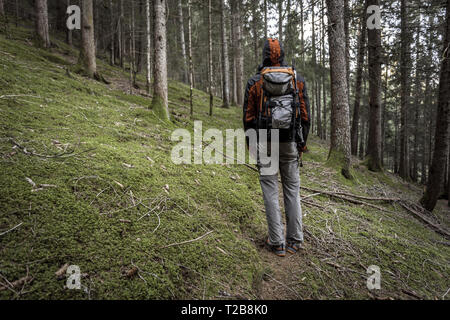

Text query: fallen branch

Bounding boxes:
[300,186,401,202]
[397,202,450,240]
[161,230,214,249]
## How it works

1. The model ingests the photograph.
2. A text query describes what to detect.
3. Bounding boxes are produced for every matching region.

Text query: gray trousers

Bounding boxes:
[258,142,303,246]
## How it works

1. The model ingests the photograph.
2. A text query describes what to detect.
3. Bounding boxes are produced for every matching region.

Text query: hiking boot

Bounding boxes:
[265,239,286,257]
[286,241,302,254]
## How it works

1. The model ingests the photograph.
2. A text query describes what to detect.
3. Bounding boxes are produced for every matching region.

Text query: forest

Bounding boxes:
[0,0,449,301]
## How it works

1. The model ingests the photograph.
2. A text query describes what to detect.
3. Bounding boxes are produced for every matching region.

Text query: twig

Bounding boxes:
[8,138,94,159]
[0,94,41,99]
[263,273,301,299]
[0,275,33,291]
[161,230,214,249]
[0,222,23,236]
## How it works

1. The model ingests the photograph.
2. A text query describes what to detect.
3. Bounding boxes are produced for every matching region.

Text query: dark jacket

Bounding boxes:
[243,38,311,147]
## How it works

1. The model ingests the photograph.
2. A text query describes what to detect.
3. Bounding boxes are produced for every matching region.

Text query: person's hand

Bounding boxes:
[297,144,307,155]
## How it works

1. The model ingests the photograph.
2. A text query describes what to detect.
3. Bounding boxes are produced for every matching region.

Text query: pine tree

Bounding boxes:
[35,0,50,48]
[326,0,352,179]
[151,0,170,121]
[421,0,450,212]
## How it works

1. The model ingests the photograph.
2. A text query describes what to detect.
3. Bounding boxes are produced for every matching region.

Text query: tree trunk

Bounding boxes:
[108,0,114,65]
[251,1,258,66]
[311,3,316,134]
[317,6,323,139]
[187,0,194,117]
[220,0,230,108]
[359,112,366,160]
[382,59,388,166]
[130,0,136,91]
[177,0,188,83]
[231,0,243,106]
[300,0,304,68]
[412,24,422,182]
[264,0,268,39]
[344,0,350,108]
[15,0,18,27]
[151,0,170,121]
[351,6,366,156]
[367,0,382,171]
[208,0,214,116]
[399,0,411,180]
[322,0,327,140]
[146,0,151,94]
[278,0,282,41]
[79,0,97,78]
[421,0,450,212]
[0,0,4,17]
[118,0,124,68]
[34,0,50,48]
[448,148,450,207]
[326,0,352,179]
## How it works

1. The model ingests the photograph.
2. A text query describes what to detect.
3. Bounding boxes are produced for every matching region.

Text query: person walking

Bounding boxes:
[243,38,311,257]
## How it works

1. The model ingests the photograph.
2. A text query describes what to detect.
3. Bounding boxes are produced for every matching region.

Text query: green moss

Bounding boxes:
[1,23,448,300]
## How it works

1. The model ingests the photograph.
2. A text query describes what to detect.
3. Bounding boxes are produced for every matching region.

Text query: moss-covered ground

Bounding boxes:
[0,24,449,300]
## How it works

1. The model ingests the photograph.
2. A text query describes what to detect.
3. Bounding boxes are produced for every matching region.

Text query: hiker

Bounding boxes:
[243,38,311,257]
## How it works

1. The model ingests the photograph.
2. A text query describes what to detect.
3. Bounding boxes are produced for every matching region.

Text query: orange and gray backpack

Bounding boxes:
[257,65,304,145]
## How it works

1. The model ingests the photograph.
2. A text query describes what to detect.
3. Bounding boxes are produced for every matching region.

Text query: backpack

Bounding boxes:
[257,66,303,142]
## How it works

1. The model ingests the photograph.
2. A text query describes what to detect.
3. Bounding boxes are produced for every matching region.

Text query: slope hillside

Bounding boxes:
[0,25,449,300]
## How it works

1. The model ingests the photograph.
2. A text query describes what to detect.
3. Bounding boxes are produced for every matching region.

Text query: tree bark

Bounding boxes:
[326,0,352,179]
[351,6,366,156]
[316,6,322,139]
[220,0,230,108]
[448,148,450,207]
[367,0,383,171]
[177,0,188,83]
[231,0,244,106]
[108,0,114,65]
[34,0,50,48]
[412,24,422,182]
[300,0,304,68]
[399,0,411,180]
[322,0,327,140]
[79,0,97,78]
[118,0,124,68]
[151,0,170,121]
[344,0,350,108]
[278,0,283,41]
[264,0,268,39]
[146,0,152,94]
[421,0,450,212]
[208,0,214,116]
[187,0,194,117]
[311,2,316,134]
[252,0,259,66]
